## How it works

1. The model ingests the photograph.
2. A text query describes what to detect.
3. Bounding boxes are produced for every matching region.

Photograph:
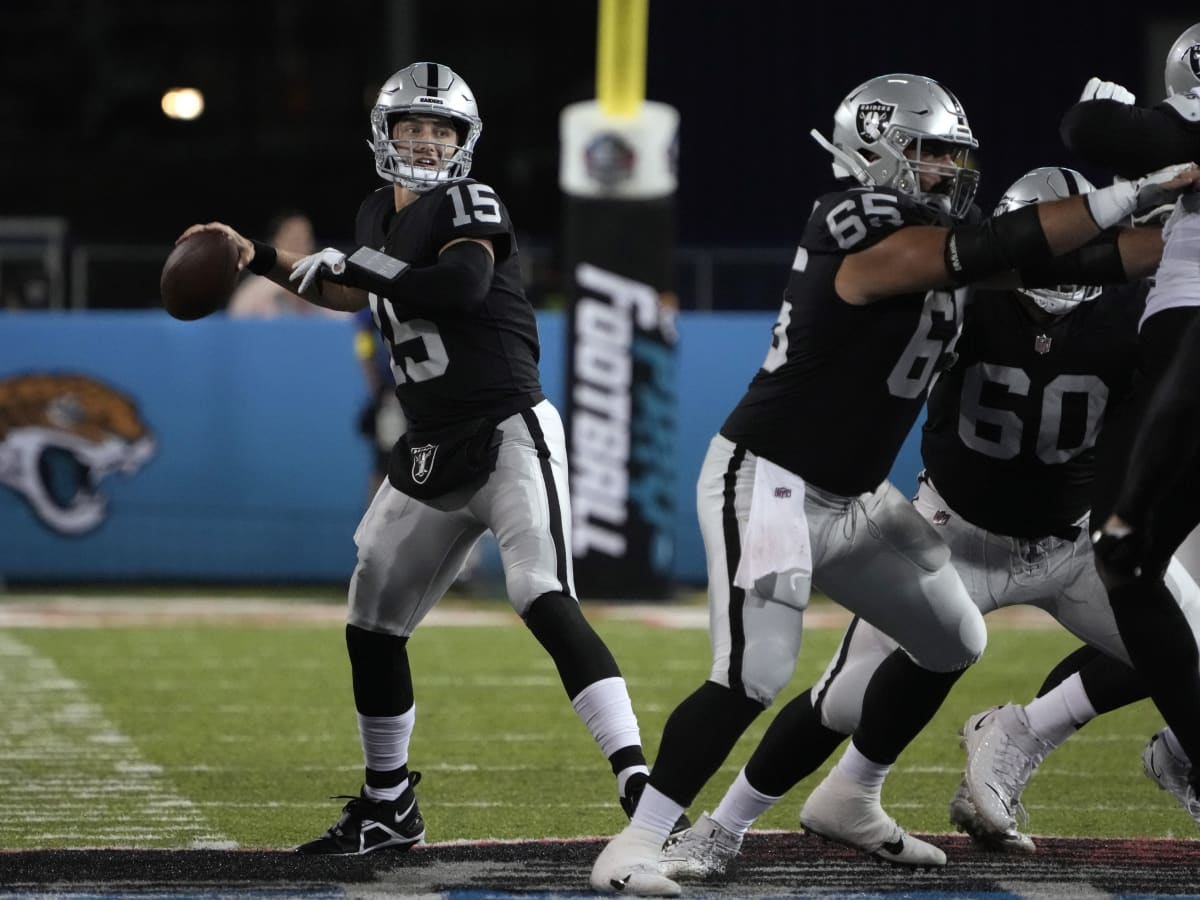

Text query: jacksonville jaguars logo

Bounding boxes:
[0,373,155,534]
[856,101,896,143]
[410,443,438,484]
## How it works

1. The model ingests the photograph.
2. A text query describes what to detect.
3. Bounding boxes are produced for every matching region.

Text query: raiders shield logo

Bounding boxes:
[410,443,438,484]
[856,101,896,143]
[1188,45,1200,79]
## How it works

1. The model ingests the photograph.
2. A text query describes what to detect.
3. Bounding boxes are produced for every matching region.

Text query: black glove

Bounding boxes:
[1091,525,1144,578]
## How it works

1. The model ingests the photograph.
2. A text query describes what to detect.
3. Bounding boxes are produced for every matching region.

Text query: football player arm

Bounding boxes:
[835,198,1100,305]
[298,238,495,316]
[836,166,1200,304]
[1061,100,1199,179]
[1013,225,1164,290]
[260,246,369,312]
[177,221,369,312]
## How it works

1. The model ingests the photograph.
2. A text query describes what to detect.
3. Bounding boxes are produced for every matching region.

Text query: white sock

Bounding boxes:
[1024,673,1095,747]
[712,768,781,836]
[571,676,642,757]
[629,784,686,838]
[833,740,889,793]
[357,706,415,801]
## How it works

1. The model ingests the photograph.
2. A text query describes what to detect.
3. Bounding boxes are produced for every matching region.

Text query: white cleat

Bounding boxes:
[962,704,1050,835]
[799,770,946,867]
[589,824,682,896]
[659,812,743,881]
[948,779,1036,853]
[1143,729,1200,828]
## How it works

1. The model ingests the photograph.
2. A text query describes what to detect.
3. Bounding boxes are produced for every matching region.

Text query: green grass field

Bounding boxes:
[0,591,1191,851]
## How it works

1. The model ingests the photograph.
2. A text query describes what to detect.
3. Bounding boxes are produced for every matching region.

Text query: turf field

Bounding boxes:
[1,589,1198,899]
[0,589,1190,849]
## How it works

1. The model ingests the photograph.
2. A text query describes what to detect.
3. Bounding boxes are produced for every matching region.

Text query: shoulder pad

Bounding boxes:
[1163,90,1200,123]
[804,186,931,253]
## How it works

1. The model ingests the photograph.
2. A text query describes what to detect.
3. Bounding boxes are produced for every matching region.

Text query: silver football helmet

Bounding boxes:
[370,62,482,192]
[994,166,1101,316]
[811,74,980,219]
[1165,23,1200,98]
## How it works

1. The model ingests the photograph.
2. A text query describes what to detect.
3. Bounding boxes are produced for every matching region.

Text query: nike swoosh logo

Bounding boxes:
[880,837,905,856]
[610,875,632,891]
[973,714,993,732]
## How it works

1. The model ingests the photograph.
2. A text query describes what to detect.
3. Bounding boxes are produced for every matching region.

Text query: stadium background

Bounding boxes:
[2,2,1198,590]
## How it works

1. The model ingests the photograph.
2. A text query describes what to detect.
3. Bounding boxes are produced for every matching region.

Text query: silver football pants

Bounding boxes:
[811,474,1200,735]
[698,435,986,707]
[348,399,576,635]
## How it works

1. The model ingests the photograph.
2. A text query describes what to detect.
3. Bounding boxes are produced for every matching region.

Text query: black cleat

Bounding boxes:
[621,771,691,836]
[296,772,425,855]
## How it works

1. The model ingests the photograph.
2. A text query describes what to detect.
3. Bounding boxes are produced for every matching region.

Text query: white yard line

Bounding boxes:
[0,594,1061,630]
[0,630,235,849]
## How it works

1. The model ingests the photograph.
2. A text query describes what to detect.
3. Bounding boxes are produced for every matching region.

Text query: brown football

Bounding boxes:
[160,230,240,320]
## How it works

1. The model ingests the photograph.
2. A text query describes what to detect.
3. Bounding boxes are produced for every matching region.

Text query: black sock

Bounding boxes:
[744,691,846,797]
[853,650,965,765]
[649,681,763,807]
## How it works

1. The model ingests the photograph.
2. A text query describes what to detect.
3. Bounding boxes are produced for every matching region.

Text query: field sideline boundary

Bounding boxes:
[0,595,1061,630]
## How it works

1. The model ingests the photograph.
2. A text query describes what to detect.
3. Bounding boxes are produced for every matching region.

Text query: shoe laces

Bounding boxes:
[990,734,1043,826]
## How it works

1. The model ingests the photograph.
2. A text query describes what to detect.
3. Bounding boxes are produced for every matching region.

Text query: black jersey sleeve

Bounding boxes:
[1061,99,1200,178]
[1015,228,1128,289]
[428,180,515,262]
[801,185,936,255]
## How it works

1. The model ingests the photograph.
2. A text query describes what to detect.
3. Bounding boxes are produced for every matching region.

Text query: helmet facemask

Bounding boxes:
[369,62,482,193]
[371,109,479,192]
[813,74,980,220]
[874,131,980,219]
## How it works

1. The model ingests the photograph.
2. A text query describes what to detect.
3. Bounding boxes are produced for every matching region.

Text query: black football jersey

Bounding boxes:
[354,180,544,430]
[721,185,969,496]
[921,281,1147,537]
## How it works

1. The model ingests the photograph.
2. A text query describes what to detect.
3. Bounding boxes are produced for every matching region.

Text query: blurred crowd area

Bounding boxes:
[4,3,1196,313]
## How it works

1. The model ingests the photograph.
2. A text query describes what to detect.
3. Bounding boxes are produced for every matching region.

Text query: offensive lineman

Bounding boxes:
[589,74,1200,896]
[652,168,1200,881]
[178,62,658,854]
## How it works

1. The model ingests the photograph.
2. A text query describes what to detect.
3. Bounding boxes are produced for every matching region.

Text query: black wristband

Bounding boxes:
[247,241,277,275]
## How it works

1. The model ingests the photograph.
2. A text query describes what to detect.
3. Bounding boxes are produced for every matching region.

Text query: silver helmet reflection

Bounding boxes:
[812,73,980,219]
[370,62,482,192]
[994,166,1101,316]
[1165,23,1200,98]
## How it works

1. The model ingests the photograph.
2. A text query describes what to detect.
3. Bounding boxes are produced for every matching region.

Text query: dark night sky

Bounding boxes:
[4,2,1198,251]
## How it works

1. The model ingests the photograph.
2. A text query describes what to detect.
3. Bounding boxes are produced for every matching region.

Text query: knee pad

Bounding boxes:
[730,586,807,705]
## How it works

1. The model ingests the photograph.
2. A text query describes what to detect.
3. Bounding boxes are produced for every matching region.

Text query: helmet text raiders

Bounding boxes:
[812,74,980,220]
[370,62,483,192]
[993,166,1101,316]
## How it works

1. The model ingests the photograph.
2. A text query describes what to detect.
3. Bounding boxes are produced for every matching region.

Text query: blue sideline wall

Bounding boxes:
[0,312,924,589]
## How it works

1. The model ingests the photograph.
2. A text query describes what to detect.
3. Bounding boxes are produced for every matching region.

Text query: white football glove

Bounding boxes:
[289,248,347,293]
[1087,163,1195,229]
[1080,76,1135,104]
